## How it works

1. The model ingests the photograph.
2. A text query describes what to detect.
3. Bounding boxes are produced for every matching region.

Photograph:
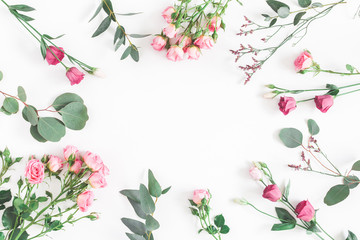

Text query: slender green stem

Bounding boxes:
[316,222,335,240]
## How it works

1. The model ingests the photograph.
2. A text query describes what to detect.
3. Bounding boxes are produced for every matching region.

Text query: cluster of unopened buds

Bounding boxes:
[152,3,227,62]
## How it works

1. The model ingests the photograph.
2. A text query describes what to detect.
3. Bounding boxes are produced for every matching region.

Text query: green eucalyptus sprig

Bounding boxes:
[90,0,150,62]
[189,190,230,240]
[280,119,360,206]
[0,72,89,142]
[120,170,171,240]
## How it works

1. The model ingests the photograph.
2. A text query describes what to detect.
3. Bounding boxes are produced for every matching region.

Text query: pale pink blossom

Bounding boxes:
[186,46,201,60]
[166,46,184,62]
[162,6,176,23]
[77,190,94,212]
[25,159,45,184]
[194,36,214,50]
[163,24,178,38]
[151,36,167,51]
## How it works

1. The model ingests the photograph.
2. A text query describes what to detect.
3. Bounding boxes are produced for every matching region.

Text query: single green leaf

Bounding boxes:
[307,119,320,135]
[30,125,47,143]
[139,184,155,214]
[344,176,359,189]
[279,128,303,148]
[145,215,160,231]
[189,207,199,216]
[125,233,146,240]
[214,214,225,228]
[10,4,35,12]
[128,197,147,219]
[2,207,17,229]
[0,190,12,205]
[37,117,66,142]
[22,105,38,126]
[346,231,358,240]
[42,34,65,40]
[220,225,230,234]
[17,86,26,102]
[284,180,291,199]
[298,0,312,8]
[130,46,139,62]
[121,218,147,235]
[37,197,48,202]
[271,223,296,231]
[116,12,143,16]
[275,207,296,223]
[120,190,141,202]
[346,64,355,73]
[324,184,350,206]
[162,186,171,194]
[351,160,360,171]
[129,34,151,38]
[294,12,306,25]
[148,170,162,198]
[277,7,290,18]
[52,93,84,111]
[89,2,103,22]
[3,98,19,114]
[121,46,132,60]
[269,18,277,27]
[312,2,323,7]
[92,16,111,37]
[15,12,34,22]
[59,102,88,130]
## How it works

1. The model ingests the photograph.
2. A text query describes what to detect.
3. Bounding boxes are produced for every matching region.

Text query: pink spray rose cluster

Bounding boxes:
[152,4,226,61]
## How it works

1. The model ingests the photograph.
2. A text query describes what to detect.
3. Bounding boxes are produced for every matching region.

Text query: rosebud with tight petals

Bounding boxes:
[162,6,175,23]
[151,36,167,51]
[166,46,184,62]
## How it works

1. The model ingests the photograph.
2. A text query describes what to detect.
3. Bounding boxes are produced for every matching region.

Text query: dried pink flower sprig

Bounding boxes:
[0,146,108,240]
[152,0,242,61]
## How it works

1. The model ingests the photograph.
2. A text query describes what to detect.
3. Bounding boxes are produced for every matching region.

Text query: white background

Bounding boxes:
[1,0,360,239]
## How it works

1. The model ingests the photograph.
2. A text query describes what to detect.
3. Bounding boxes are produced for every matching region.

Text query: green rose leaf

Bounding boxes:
[92,16,112,37]
[17,86,26,102]
[324,184,350,206]
[145,215,160,231]
[275,207,296,223]
[220,225,230,234]
[2,207,18,229]
[37,117,66,142]
[298,0,312,8]
[3,98,19,114]
[351,160,360,171]
[125,233,146,240]
[214,214,225,228]
[271,223,296,231]
[346,231,358,240]
[30,125,47,143]
[37,197,48,202]
[139,184,155,214]
[0,190,12,205]
[120,190,141,202]
[121,218,147,235]
[128,197,147,219]
[22,105,38,126]
[59,102,89,130]
[52,93,84,111]
[148,170,162,198]
[307,119,320,135]
[279,128,303,148]
[294,12,306,26]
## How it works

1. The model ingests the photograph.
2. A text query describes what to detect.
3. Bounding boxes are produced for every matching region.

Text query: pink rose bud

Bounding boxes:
[151,36,167,51]
[66,67,85,86]
[295,200,315,222]
[249,166,262,181]
[294,51,313,72]
[278,96,297,115]
[45,46,65,65]
[77,190,94,212]
[314,95,334,113]
[63,145,79,161]
[163,24,178,38]
[262,184,282,202]
[69,159,83,174]
[192,189,210,205]
[25,159,45,184]
[166,46,184,62]
[89,172,107,189]
[47,155,63,172]
[209,16,221,32]
[83,151,104,172]
[185,46,201,60]
[177,35,192,49]
[162,6,176,23]
[194,36,214,50]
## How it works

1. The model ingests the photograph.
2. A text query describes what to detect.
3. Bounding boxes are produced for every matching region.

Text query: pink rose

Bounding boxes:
[77,190,94,212]
[294,51,313,72]
[99,164,110,176]
[63,145,78,161]
[45,46,65,65]
[69,159,83,174]
[151,36,167,51]
[162,6,176,23]
[278,96,297,115]
[166,46,184,62]
[209,16,221,32]
[25,159,45,184]
[163,24,178,38]
[249,166,262,181]
[295,200,315,222]
[193,189,210,205]
[47,155,63,172]
[262,185,282,202]
[185,46,201,60]
[89,172,107,189]
[177,36,192,49]
[194,36,214,50]
[314,95,333,113]
[83,151,103,172]
[66,67,84,86]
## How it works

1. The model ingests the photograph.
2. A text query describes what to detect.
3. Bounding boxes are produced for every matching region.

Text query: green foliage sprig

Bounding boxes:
[120,170,171,240]
[280,119,360,206]
[189,191,230,240]
[90,0,150,62]
[230,0,346,84]
[0,72,89,142]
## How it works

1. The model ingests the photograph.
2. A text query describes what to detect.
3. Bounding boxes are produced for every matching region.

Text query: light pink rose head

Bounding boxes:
[151,36,167,51]
[63,145,78,161]
[314,95,334,113]
[262,184,282,202]
[249,166,262,181]
[193,189,210,205]
[47,155,63,172]
[163,24,178,38]
[77,190,94,212]
[185,46,201,60]
[194,36,214,50]
[294,51,313,72]
[66,67,85,86]
[89,172,107,189]
[46,46,65,65]
[209,16,221,32]
[99,164,110,176]
[25,159,45,184]
[177,36,192,49]
[295,200,315,222]
[83,151,104,172]
[166,46,184,62]
[162,6,175,23]
[69,159,83,174]
[278,96,297,115]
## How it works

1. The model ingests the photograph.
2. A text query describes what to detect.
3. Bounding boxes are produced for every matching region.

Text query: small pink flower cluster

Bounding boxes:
[24,145,109,212]
[151,6,222,62]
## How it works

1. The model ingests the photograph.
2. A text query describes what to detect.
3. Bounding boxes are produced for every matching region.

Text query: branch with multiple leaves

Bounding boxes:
[230,0,346,84]
[120,170,171,240]
[280,119,360,206]
[90,0,150,62]
[0,72,89,142]
[0,1,99,85]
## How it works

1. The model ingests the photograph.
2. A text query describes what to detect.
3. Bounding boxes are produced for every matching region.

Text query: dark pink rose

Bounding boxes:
[46,46,65,65]
[66,67,84,86]
[278,97,297,115]
[295,200,315,222]
[314,95,333,113]
[262,184,282,202]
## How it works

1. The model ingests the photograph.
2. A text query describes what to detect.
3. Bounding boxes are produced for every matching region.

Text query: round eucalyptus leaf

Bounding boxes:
[37,117,66,142]
[30,125,47,143]
[22,105,38,126]
[307,119,320,135]
[17,86,26,102]
[3,98,19,114]
[324,184,350,206]
[277,7,290,18]
[52,93,84,111]
[145,215,160,231]
[59,102,89,130]
[279,128,303,148]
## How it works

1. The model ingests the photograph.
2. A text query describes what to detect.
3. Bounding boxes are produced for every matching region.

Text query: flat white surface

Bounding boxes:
[0,0,360,239]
